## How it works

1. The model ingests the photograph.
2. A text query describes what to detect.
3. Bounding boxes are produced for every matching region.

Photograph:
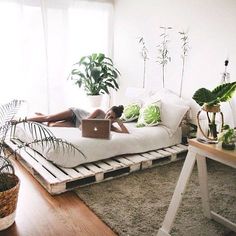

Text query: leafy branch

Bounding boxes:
[157,26,172,88]
[179,30,189,97]
[138,36,149,88]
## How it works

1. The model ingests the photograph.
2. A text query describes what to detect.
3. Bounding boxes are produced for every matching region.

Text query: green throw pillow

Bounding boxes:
[121,103,141,122]
[136,103,161,127]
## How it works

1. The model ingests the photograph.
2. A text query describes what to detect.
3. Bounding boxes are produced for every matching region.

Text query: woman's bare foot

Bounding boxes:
[35,112,45,116]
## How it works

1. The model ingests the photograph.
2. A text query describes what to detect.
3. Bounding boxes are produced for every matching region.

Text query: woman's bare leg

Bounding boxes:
[27,109,74,123]
[48,120,75,127]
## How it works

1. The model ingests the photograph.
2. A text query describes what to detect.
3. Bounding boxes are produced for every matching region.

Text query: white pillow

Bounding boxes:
[144,88,200,123]
[125,87,154,105]
[161,101,189,135]
[145,88,188,106]
[12,123,34,143]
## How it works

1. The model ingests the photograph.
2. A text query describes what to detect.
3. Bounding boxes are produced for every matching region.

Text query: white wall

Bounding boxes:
[113,0,236,106]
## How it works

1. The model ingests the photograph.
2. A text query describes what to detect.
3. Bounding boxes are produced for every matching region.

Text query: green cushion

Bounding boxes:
[136,103,161,127]
[121,103,141,122]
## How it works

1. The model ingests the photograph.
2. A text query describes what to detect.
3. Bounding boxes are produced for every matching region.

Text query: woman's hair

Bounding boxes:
[111,105,124,118]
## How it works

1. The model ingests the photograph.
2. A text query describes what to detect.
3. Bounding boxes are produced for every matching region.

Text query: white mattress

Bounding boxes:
[13,123,181,168]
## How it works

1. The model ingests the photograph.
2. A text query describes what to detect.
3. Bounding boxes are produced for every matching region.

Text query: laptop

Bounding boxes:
[81,119,111,139]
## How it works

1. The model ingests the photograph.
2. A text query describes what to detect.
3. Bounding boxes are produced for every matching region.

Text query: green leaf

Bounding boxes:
[211,82,236,103]
[97,53,105,63]
[192,88,217,106]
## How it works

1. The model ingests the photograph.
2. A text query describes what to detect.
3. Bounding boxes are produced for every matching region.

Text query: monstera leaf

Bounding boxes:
[192,82,236,106]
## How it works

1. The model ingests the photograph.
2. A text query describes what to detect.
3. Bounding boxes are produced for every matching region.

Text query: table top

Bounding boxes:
[189,139,236,160]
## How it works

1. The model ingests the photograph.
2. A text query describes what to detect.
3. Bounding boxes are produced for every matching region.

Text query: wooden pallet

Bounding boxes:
[5,139,188,195]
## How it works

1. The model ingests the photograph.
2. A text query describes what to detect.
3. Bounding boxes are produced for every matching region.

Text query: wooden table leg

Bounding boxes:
[196,154,211,218]
[157,149,196,236]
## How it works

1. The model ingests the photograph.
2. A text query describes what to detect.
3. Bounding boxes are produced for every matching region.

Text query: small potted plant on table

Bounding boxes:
[218,125,236,150]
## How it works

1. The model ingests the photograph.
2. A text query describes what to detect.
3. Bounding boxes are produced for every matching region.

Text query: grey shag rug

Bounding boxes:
[75,159,236,236]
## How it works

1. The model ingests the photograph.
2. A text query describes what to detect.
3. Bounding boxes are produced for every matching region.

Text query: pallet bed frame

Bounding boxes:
[5,139,188,195]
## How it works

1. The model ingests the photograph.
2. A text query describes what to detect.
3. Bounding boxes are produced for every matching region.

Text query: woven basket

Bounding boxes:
[0,174,20,231]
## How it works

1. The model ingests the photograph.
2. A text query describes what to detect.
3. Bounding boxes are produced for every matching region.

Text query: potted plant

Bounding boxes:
[0,156,20,230]
[192,81,236,142]
[0,100,84,231]
[0,100,23,230]
[69,53,120,107]
[218,125,236,150]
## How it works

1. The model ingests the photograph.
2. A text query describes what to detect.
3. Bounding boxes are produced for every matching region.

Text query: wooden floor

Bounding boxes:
[0,158,116,236]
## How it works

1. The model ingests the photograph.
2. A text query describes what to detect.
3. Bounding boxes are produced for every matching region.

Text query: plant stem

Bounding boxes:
[143,59,146,88]
[162,64,165,88]
[179,59,185,97]
[206,112,211,123]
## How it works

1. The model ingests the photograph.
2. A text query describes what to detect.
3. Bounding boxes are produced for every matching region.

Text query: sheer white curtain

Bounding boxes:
[0,0,113,114]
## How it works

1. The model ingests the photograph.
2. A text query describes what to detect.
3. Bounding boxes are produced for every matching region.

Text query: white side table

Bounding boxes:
[157,139,236,236]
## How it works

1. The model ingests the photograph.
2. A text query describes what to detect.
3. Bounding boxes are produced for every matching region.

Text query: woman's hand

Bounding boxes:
[114,118,123,125]
[111,118,129,133]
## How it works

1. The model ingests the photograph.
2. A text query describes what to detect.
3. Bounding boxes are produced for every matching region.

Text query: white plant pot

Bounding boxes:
[88,95,104,108]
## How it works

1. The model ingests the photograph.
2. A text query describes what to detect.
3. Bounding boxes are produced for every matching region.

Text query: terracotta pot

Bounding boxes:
[0,174,20,231]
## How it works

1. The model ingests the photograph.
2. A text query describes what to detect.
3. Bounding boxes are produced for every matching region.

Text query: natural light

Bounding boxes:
[0,0,113,114]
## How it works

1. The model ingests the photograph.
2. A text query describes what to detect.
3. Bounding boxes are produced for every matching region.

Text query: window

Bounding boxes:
[0,0,113,113]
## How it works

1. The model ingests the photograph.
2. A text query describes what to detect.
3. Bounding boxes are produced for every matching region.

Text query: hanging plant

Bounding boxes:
[138,36,148,88]
[156,26,172,88]
[179,30,189,97]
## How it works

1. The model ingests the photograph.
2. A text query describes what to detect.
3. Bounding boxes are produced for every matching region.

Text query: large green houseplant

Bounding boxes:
[69,53,120,95]
[192,81,236,141]
[0,100,83,230]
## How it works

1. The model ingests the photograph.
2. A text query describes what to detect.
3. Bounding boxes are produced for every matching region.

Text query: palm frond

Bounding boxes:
[0,155,14,174]
[11,120,87,159]
[26,137,87,159]
[0,100,24,126]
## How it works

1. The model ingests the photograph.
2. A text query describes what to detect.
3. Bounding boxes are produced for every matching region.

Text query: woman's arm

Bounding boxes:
[87,109,105,119]
[111,119,129,134]
[79,109,105,129]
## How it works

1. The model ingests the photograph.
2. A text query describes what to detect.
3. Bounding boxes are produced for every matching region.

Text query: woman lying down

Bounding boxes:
[23,105,129,134]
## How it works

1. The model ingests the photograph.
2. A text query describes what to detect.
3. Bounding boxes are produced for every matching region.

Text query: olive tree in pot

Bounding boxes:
[193,81,236,142]
[69,53,120,107]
